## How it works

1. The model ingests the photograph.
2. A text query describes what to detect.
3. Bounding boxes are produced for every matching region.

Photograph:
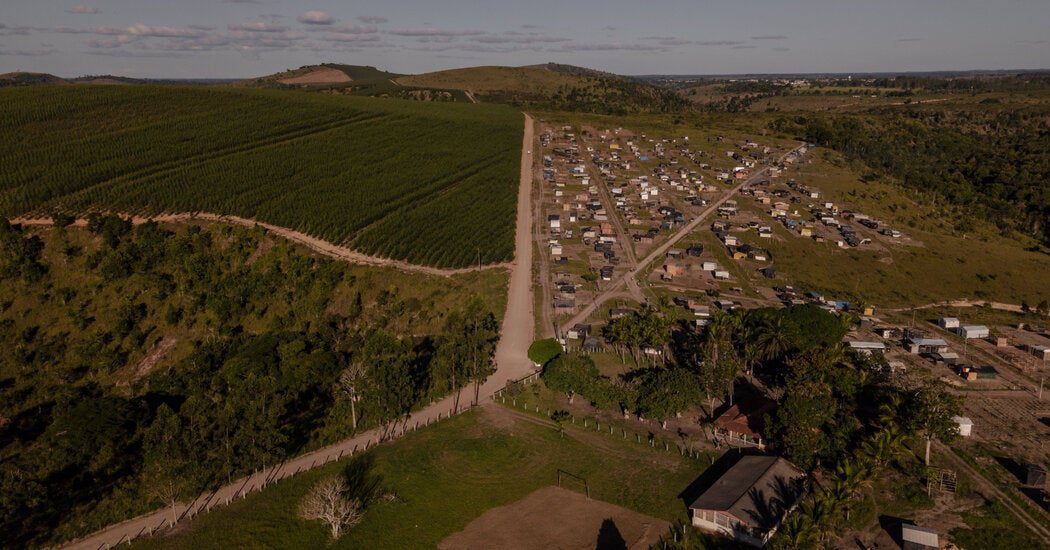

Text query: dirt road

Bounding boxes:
[563,144,805,329]
[59,114,538,550]
[12,213,509,278]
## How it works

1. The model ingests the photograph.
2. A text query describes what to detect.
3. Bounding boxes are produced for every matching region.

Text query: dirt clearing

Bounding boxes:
[439,485,669,550]
[278,67,351,85]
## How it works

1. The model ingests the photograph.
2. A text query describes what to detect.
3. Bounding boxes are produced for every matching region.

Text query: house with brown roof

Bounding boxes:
[713,395,777,449]
[689,456,806,547]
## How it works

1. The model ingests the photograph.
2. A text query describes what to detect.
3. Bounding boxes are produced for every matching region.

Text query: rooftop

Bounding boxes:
[689,456,806,530]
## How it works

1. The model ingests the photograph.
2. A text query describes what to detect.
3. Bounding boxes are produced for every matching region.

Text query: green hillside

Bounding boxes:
[398,64,689,114]
[0,85,522,267]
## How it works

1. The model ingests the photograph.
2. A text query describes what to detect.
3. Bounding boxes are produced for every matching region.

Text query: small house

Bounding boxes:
[1029,345,1050,361]
[958,325,989,339]
[953,416,973,437]
[901,524,938,550]
[938,317,960,329]
[689,456,805,548]
[848,341,887,355]
[713,396,776,449]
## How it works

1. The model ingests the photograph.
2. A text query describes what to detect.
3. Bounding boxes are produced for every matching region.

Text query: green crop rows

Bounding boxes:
[0,86,522,267]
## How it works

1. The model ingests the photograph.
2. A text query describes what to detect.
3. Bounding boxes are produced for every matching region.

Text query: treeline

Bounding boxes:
[0,86,522,267]
[0,217,500,546]
[772,109,1050,245]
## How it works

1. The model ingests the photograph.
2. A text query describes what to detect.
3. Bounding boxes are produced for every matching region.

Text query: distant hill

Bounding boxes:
[244,63,402,88]
[0,72,69,87]
[397,63,689,114]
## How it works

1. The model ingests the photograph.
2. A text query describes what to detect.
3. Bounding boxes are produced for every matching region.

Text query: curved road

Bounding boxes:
[60,114,538,550]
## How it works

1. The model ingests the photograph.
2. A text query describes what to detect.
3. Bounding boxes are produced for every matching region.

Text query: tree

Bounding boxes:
[543,353,599,405]
[636,367,702,428]
[904,383,962,465]
[299,476,362,539]
[338,360,367,431]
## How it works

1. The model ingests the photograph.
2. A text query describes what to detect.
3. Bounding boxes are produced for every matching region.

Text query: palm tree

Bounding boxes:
[861,426,907,471]
[756,315,793,363]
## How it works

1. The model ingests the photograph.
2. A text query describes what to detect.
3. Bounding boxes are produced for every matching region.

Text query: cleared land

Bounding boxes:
[0,85,522,267]
[278,67,352,85]
[439,486,669,550]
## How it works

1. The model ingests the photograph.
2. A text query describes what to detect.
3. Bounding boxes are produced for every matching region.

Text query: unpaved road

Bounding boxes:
[58,114,538,550]
[563,144,805,329]
[12,213,509,278]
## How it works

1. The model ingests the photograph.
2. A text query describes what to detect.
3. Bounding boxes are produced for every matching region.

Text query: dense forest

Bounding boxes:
[772,102,1050,246]
[0,217,501,547]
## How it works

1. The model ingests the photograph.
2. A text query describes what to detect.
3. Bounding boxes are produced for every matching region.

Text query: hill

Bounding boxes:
[0,85,522,267]
[398,63,689,114]
[0,72,69,87]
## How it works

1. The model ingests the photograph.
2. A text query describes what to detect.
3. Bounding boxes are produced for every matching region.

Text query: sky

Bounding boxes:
[1,0,1047,78]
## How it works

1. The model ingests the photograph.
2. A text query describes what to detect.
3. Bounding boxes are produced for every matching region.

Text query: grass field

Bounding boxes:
[0,85,522,267]
[133,405,706,549]
[758,149,1050,306]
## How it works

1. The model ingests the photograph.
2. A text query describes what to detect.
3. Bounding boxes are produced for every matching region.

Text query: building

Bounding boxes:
[938,317,960,329]
[714,396,776,449]
[848,341,887,355]
[907,337,948,355]
[689,456,806,548]
[901,524,939,550]
[957,325,989,339]
[953,416,973,437]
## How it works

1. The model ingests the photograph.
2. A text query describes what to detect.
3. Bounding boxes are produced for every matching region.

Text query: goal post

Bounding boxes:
[556,469,591,498]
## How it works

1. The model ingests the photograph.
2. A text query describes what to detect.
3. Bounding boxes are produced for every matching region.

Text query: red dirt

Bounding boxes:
[439,486,669,550]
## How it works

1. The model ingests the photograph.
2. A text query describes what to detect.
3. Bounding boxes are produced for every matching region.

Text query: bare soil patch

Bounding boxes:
[438,485,669,550]
[279,68,352,85]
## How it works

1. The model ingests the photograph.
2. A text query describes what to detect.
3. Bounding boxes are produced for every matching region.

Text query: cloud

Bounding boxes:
[0,23,33,36]
[357,16,387,24]
[220,0,261,3]
[228,22,287,33]
[521,24,539,29]
[387,27,485,37]
[602,26,617,31]
[1017,39,1048,45]
[86,49,189,58]
[549,42,666,52]
[751,35,787,40]
[323,32,382,43]
[297,11,334,25]
[124,24,208,38]
[327,23,378,34]
[695,40,746,46]
[731,45,757,49]
[0,47,56,56]
[895,38,921,43]
[471,33,569,44]
[773,47,790,52]
[68,5,100,14]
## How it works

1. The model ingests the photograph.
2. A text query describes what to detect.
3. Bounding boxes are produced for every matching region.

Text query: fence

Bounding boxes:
[493,393,715,465]
[68,402,478,550]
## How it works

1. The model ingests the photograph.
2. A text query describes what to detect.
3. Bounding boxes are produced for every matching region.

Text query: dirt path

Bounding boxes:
[563,144,806,328]
[58,112,539,550]
[886,300,1025,313]
[12,213,510,278]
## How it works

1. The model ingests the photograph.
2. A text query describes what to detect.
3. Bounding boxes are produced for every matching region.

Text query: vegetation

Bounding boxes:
[133,406,705,549]
[0,218,504,547]
[771,95,1050,246]
[950,499,1046,550]
[0,85,522,267]
[399,64,689,114]
[527,338,562,366]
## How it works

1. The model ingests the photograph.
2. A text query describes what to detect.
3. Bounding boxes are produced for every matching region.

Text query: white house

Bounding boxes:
[689,456,806,548]
[938,317,960,329]
[957,325,989,339]
[953,416,973,437]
